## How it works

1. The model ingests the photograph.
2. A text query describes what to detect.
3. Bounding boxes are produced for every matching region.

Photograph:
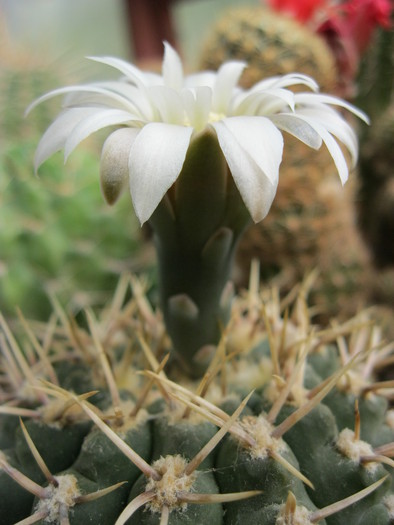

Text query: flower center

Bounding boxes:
[208,111,227,123]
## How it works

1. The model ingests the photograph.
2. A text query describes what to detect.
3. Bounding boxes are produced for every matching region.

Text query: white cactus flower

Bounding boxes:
[27,43,368,225]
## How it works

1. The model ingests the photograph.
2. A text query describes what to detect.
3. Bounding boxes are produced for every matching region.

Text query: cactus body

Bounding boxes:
[1,278,393,524]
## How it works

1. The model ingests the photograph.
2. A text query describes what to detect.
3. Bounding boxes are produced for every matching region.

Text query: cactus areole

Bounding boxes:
[28,43,368,376]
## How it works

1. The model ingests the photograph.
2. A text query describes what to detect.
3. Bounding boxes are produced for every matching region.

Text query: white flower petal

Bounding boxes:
[270,114,322,149]
[218,116,283,185]
[319,130,349,184]
[64,81,152,120]
[247,75,282,92]
[212,117,282,222]
[271,73,319,92]
[195,87,213,120]
[100,127,139,204]
[128,123,193,224]
[182,86,212,131]
[87,56,150,90]
[162,42,184,90]
[291,114,350,183]
[257,88,296,114]
[295,93,370,124]
[64,109,136,161]
[297,107,358,166]
[184,71,217,89]
[34,108,98,171]
[138,72,164,86]
[250,73,319,94]
[26,85,138,115]
[212,61,246,114]
[148,86,185,124]
[234,88,295,116]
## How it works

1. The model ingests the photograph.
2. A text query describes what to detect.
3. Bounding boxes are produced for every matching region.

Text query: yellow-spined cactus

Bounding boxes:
[200,6,336,92]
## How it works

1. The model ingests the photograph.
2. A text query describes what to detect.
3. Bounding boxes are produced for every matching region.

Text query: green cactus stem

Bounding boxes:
[149,130,251,376]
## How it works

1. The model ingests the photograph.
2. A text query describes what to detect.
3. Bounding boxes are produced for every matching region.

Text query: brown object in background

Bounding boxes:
[123,0,178,63]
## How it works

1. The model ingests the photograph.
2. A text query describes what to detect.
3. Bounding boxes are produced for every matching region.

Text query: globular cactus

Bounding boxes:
[198,4,386,321]
[0,271,393,525]
[2,42,392,525]
[199,6,337,92]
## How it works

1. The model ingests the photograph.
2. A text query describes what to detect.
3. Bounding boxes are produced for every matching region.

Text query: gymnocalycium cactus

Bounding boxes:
[1,272,394,525]
[1,43,393,525]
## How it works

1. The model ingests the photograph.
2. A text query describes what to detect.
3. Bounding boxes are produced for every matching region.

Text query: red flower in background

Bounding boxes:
[333,0,392,52]
[266,0,326,22]
[266,0,392,96]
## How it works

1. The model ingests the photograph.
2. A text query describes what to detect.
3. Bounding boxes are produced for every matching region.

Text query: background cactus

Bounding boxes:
[0,64,148,320]
[199,6,337,92]
[0,22,152,321]
[357,101,394,341]
[358,103,394,270]
[0,273,393,524]
[198,5,380,322]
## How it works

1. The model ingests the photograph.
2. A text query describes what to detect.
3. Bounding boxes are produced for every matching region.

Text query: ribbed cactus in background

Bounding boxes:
[199,1,392,321]
[1,42,393,525]
[359,103,394,269]
[357,18,394,272]
[357,102,394,339]
[199,6,337,92]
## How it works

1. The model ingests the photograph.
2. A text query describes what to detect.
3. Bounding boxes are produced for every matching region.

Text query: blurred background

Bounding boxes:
[0,0,393,334]
[0,0,259,68]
